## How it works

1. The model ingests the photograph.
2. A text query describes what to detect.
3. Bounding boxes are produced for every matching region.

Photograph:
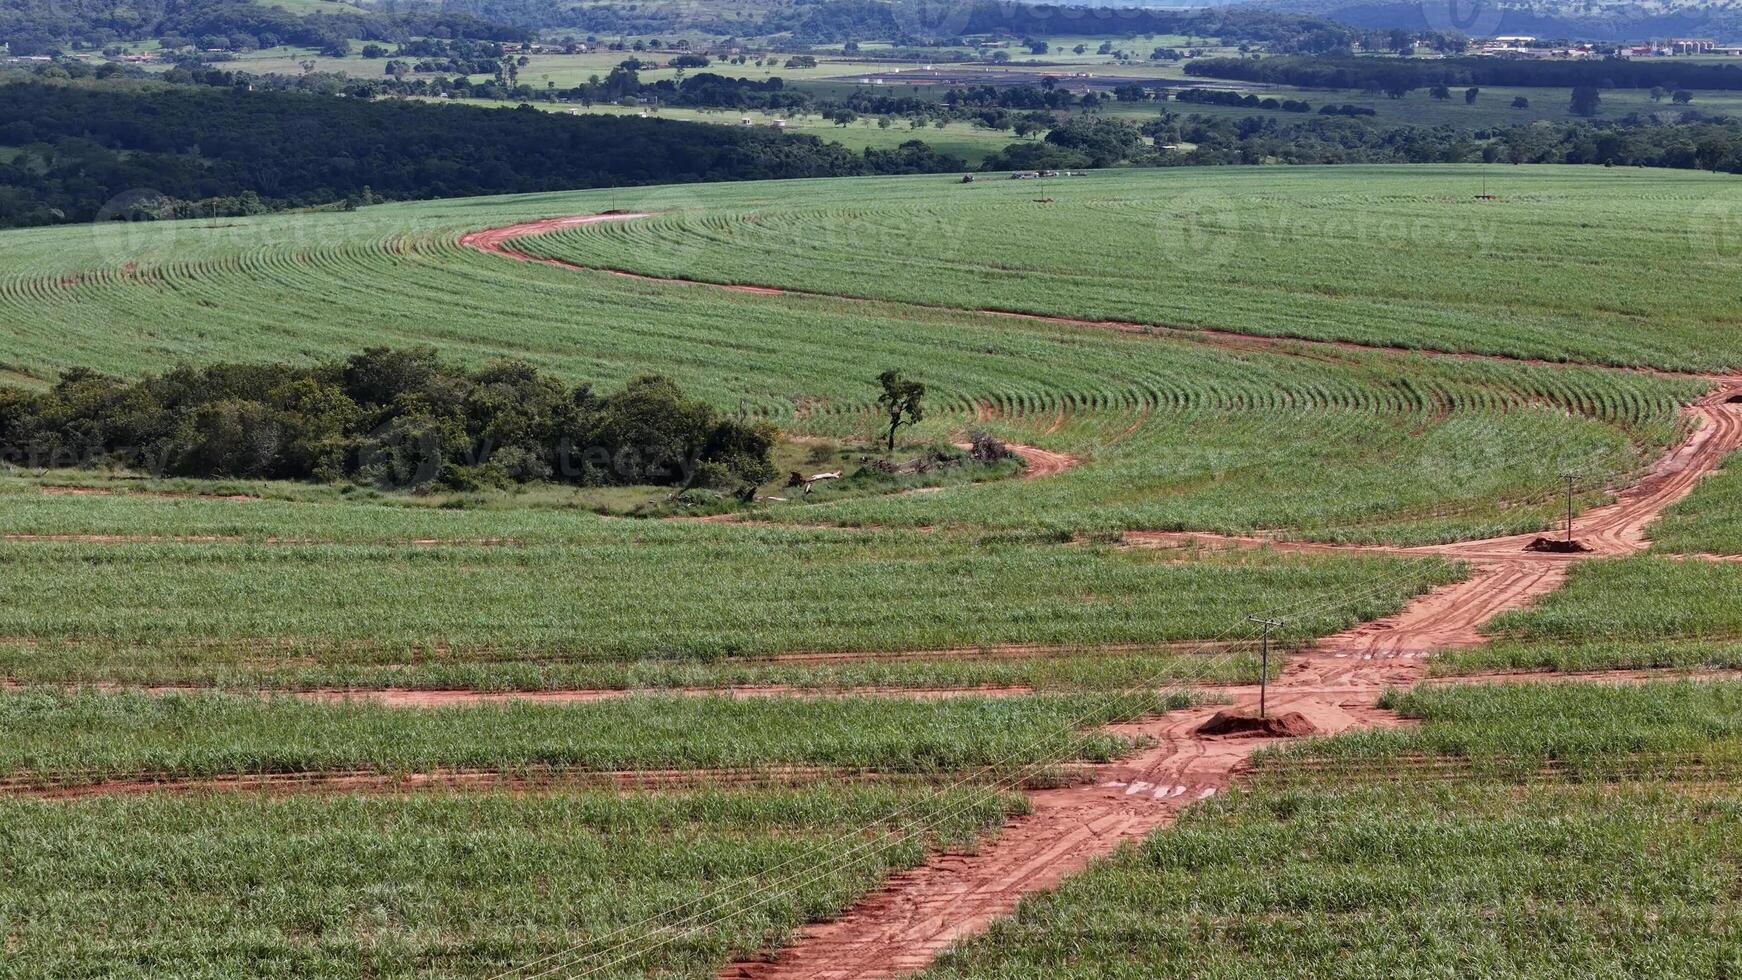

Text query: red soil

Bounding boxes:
[1195,708,1319,738]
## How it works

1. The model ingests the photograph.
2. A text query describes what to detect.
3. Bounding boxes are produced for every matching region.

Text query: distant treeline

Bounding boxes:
[426,0,1359,50]
[1187,54,1742,94]
[0,349,778,491]
[0,80,965,228]
[1145,112,1742,170]
[0,0,527,56]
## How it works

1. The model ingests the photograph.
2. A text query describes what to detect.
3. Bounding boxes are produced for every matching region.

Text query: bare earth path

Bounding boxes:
[458,214,1742,977]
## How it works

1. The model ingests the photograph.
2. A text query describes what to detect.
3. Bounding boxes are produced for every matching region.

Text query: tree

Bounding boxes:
[1429,84,1451,100]
[1464,87,1479,104]
[1512,96,1530,109]
[1570,86,1601,117]
[1673,89,1694,105]
[876,370,926,452]
[1650,85,1667,102]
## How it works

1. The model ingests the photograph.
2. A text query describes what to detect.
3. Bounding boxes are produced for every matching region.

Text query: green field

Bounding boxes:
[5,163,1742,976]
[0,688,1206,786]
[1651,451,1742,555]
[926,681,1742,978]
[1,787,1019,978]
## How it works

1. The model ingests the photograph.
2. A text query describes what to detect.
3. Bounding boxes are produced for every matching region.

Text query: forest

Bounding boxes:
[0,0,526,55]
[0,80,965,228]
[0,349,778,491]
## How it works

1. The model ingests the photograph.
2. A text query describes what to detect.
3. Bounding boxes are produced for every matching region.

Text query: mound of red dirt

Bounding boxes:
[1525,537,1593,554]
[1195,709,1319,739]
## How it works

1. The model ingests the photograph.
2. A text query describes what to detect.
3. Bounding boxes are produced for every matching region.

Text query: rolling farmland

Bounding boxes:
[4,164,1742,976]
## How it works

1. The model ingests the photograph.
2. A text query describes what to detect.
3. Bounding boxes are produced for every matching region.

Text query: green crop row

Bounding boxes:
[0,687,1200,786]
[1649,451,1742,556]
[1485,557,1742,646]
[1264,679,1742,782]
[0,529,1456,685]
[928,679,1742,977]
[926,782,1742,979]
[0,786,1020,979]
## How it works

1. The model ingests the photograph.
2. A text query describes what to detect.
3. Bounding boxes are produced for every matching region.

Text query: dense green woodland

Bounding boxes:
[0,81,964,227]
[424,0,1353,48]
[0,348,778,490]
[0,0,525,54]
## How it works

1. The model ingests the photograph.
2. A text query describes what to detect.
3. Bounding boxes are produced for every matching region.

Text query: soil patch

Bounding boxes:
[1195,708,1319,739]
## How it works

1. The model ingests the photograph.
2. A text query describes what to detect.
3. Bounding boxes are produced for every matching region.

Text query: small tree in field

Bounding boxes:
[876,370,926,452]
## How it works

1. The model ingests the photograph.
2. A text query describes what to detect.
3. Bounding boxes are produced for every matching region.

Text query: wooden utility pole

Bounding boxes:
[1564,474,1576,544]
[1246,616,1284,719]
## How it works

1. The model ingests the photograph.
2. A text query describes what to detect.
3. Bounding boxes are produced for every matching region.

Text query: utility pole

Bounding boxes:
[1246,616,1284,719]
[1563,473,1576,545]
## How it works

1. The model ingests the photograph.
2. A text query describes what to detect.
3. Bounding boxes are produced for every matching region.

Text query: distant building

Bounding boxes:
[1668,38,1716,54]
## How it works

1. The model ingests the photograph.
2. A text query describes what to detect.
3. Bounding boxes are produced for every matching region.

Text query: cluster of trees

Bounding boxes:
[0,349,777,491]
[0,0,526,56]
[0,80,966,228]
[1187,54,1742,95]
[1173,88,1313,113]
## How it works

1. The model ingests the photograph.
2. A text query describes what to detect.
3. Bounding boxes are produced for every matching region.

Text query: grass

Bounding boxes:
[0,512,1446,687]
[0,786,1020,978]
[926,782,1742,979]
[1650,451,1742,556]
[1271,679,1742,782]
[0,687,1201,786]
[1435,637,1742,676]
[925,679,1742,978]
[1432,556,1742,675]
[1484,557,1742,646]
